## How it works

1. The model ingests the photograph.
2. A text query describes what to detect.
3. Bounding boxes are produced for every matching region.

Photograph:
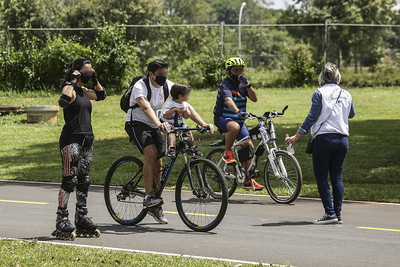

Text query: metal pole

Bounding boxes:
[324,20,329,63]
[219,21,224,56]
[6,25,10,56]
[238,2,246,56]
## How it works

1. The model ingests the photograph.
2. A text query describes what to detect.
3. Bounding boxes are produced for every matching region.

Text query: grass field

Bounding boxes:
[1,87,399,202]
[0,239,259,266]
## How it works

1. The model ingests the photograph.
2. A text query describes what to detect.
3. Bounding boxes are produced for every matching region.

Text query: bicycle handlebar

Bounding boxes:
[248,105,289,120]
[159,126,210,134]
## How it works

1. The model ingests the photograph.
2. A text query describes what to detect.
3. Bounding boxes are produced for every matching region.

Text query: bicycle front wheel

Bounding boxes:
[206,148,238,197]
[175,159,228,232]
[104,156,148,225]
[264,150,302,204]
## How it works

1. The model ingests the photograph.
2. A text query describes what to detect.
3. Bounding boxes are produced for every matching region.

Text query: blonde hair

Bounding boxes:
[318,62,341,86]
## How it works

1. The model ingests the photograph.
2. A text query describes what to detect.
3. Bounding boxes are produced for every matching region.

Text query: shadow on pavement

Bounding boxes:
[97,223,217,236]
[256,220,313,227]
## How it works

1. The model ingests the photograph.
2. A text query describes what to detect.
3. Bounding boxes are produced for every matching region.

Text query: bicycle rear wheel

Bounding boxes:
[264,150,302,204]
[206,148,238,197]
[104,156,147,225]
[175,159,228,232]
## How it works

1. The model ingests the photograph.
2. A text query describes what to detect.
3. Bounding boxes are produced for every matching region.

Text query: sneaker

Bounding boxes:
[313,213,338,224]
[337,216,343,224]
[191,146,203,157]
[243,178,264,190]
[143,195,164,209]
[148,206,168,224]
[223,150,236,163]
[167,146,175,157]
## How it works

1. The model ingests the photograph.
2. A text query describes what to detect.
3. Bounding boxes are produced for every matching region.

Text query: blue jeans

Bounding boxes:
[312,133,348,217]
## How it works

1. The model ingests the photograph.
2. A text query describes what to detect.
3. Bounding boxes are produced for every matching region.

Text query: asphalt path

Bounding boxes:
[1,180,400,266]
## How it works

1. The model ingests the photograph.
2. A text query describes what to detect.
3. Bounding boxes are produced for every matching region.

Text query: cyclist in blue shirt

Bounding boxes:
[213,57,264,190]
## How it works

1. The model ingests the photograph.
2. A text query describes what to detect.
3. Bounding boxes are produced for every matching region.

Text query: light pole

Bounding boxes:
[238,2,246,56]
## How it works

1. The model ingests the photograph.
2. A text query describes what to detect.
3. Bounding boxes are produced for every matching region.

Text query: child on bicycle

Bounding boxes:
[162,82,214,157]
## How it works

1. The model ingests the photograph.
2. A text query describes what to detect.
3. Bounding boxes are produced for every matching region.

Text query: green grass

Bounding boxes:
[1,87,399,202]
[0,239,261,266]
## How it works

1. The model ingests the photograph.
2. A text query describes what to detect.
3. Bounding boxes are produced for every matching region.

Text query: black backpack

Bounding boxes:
[120,75,169,113]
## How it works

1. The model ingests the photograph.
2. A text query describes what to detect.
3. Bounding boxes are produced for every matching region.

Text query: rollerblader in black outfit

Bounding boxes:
[52,58,106,240]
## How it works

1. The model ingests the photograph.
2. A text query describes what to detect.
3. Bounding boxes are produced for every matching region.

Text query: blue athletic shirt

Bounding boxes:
[213,77,248,124]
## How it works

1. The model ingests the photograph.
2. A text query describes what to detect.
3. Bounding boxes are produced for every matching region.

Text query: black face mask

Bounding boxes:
[154,75,167,86]
[229,71,239,82]
[80,71,92,83]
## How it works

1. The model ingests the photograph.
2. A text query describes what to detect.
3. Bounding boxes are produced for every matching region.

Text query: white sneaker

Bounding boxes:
[313,213,338,225]
[148,207,168,224]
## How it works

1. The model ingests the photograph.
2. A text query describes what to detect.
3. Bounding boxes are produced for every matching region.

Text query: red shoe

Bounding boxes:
[223,150,236,163]
[243,178,264,190]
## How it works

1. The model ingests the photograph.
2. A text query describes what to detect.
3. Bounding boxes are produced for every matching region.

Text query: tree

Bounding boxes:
[281,0,397,72]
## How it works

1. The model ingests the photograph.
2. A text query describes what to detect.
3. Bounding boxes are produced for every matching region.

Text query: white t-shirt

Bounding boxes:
[162,99,192,125]
[126,78,174,128]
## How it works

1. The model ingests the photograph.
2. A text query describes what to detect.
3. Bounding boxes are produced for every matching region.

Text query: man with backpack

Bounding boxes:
[124,59,173,224]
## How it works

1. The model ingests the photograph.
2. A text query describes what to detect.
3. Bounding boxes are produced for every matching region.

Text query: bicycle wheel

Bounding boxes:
[104,156,148,225]
[175,158,228,232]
[206,148,238,197]
[264,150,302,204]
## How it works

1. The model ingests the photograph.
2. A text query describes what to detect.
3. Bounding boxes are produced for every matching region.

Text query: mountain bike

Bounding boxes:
[104,126,228,232]
[207,106,302,204]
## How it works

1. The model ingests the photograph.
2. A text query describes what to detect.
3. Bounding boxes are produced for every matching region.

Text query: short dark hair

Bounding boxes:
[171,83,191,100]
[147,59,169,74]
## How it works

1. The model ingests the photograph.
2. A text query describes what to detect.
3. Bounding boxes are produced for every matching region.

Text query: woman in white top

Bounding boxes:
[286,62,355,225]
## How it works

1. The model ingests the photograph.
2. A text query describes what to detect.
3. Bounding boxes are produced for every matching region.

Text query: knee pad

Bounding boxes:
[77,175,91,192]
[61,176,78,193]
[237,145,254,162]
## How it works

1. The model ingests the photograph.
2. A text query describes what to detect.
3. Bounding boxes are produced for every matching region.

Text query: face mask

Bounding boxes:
[80,71,92,83]
[229,71,239,82]
[154,75,167,86]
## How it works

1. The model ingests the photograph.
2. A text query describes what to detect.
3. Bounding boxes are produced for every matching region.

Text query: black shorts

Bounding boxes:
[125,121,163,156]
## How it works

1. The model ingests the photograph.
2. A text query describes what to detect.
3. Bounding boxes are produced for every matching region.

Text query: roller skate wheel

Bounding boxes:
[94,229,101,237]
[70,232,76,241]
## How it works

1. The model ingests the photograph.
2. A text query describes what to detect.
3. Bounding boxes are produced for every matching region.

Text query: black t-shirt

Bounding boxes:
[59,85,93,149]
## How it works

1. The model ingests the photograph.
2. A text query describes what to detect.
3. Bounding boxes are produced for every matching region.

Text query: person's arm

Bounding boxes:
[286,91,322,146]
[239,75,257,102]
[136,97,171,132]
[297,91,322,135]
[163,107,179,119]
[349,101,356,118]
[187,104,214,134]
[181,107,190,119]
[224,97,240,113]
[83,69,106,101]
[246,85,258,102]
[59,85,76,108]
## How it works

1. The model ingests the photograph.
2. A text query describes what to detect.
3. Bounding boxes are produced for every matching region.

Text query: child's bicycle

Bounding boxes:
[104,126,228,232]
[207,106,302,204]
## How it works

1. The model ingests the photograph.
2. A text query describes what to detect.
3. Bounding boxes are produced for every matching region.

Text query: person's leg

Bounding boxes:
[329,136,348,220]
[143,144,160,195]
[76,145,93,208]
[225,121,240,151]
[312,135,335,216]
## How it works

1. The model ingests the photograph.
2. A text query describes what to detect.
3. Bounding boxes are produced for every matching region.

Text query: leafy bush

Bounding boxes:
[90,21,140,93]
[286,43,315,87]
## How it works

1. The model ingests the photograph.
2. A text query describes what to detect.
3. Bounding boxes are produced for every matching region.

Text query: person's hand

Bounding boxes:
[71,70,81,83]
[239,74,249,85]
[285,133,301,146]
[236,110,249,119]
[91,69,99,86]
[203,124,214,134]
[159,121,171,133]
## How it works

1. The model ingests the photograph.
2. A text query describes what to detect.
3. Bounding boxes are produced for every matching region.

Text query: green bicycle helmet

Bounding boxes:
[225,57,246,70]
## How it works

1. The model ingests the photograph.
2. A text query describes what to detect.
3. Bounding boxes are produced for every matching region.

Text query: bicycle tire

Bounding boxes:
[175,158,228,232]
[104,156,148,225]
[206,148,238,197]
[264,150,302,204]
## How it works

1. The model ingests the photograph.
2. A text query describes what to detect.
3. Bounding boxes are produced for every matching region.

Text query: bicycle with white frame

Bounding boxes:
[207,106,302,204]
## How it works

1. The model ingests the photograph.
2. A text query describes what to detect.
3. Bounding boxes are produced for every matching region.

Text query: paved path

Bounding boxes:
[1,180,400,266]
